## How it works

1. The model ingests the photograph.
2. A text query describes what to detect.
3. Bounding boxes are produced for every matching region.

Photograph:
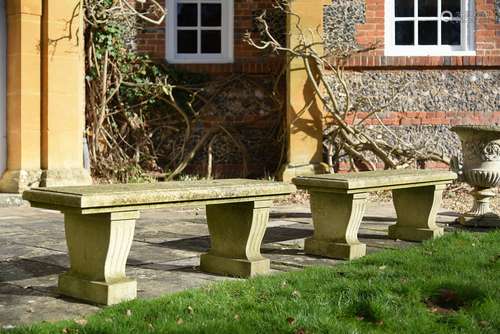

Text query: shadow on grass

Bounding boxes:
[425,282,487,314]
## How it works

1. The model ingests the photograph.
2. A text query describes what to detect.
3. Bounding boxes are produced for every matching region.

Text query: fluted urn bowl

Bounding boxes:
[451,125,500,227]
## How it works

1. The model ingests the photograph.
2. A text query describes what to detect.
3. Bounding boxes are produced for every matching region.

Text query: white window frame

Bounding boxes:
[384,0,476,56]
[166,0,234,64]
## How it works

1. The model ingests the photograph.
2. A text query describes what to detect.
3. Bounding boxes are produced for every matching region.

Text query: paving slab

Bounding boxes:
[0,202,467,328]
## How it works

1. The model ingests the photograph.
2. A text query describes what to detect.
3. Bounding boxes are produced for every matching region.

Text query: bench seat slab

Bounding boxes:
[305,192,368,260]
[200,200,272,277]
[59,211,139,305]
[389,185,445,241]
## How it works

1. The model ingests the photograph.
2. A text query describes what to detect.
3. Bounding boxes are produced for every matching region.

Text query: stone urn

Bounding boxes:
[451,125,500,227]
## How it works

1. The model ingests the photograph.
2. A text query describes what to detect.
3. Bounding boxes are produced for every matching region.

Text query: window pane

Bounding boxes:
[441,0,461,17]
[201,30,221,53]
[418,0,437,17]
[177,30,198,53]
[442,21,461,45]
[177,3,197,27]
[201,4,222,27]
[395,21,414,45]
[395,0,414,17]
[418,21,438,44]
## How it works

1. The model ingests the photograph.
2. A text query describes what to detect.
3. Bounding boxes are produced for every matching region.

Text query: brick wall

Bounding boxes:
[347,0,500,67]
[136,0,284,75]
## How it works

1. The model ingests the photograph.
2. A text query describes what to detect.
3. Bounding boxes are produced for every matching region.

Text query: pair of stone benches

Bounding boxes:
[22,170,456,306]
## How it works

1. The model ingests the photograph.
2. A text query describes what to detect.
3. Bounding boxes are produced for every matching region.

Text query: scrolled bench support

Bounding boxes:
[59,211,139,305]
[304,192,368,260]
[389,185,445,241]
[200,200,272,277]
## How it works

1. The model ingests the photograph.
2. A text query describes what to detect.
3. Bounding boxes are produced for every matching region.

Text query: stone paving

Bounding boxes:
[0,202,461,328]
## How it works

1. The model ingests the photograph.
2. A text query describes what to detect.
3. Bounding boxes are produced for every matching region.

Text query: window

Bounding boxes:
[166,0,234,63]
[385,0,475,56]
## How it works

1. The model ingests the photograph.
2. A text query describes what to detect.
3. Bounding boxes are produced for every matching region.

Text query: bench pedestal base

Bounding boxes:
[305,238,366,260]
[391,185,445,242]
[59,273,137,306]
[388,225,443,242]
[305,192,368,260]
[60,211,139,305]
[201,200,272,278]
[200,254,270,278]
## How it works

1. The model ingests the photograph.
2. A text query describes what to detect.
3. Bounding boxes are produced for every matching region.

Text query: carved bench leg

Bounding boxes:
[200,200,271,278]
[389,185,445,241]
[59,211,139,305]
[305,192,367,260]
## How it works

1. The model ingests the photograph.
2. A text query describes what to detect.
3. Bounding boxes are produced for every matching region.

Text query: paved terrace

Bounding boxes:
[0,202,466,328]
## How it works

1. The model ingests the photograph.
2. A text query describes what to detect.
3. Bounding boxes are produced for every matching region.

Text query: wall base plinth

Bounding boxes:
[0,169,42,193]
[40,168,92,188]
[280,163,329,182]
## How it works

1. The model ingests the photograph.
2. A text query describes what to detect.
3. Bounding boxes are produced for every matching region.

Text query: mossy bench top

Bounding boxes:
[23,179,296,212]
[293,170,457,193]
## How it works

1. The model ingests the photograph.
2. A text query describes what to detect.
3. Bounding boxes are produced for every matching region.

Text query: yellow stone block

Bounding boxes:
[7,54,41,95]
[6,16,42,57]
[281,0,330,181]
[6,0,42,16]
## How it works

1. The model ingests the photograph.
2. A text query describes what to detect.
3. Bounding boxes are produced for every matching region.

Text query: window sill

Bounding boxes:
[166,57,234,64]
[384,50,477,57]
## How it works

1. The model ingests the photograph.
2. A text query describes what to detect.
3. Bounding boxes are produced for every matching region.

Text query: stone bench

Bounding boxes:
[22,179,295,305]
[293,170,457,261]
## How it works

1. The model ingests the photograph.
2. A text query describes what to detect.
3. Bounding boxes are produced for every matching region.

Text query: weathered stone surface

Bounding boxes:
[57,211,139,305]
[200,200,272,277]
[293,170,457,192]
[23,179,296,210]
[388,185,446,241]
[305,192,368,260]
[293,171,456,259]
[22,180,295,305]
[452,126,500,227]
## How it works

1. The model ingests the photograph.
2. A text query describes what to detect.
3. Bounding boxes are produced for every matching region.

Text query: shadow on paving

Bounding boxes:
[0,256,66,283]
[155,226,314,253]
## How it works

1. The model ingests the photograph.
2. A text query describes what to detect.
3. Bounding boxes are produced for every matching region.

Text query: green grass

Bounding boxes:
[5,231,500,334]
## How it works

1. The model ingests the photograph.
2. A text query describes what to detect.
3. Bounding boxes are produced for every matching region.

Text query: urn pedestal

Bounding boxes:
[451,126,500,227]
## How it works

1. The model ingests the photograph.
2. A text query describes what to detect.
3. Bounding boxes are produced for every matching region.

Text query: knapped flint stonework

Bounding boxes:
[180,76,284,178]
[496,0,500,23]
[323,0,365,54]
[338,70,499,113]
[366,125,462,160]
[326,69,500,164]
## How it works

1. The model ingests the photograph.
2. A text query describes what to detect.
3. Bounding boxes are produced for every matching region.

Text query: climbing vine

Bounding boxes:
[83,0,285,182]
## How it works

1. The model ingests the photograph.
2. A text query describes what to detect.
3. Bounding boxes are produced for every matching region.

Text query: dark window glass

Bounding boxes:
[395,0,414,17]
[395,21,414,45]
[418,0,437,17]
[418,21,438,44]
[177,30,198,53]
[201,30,221,53]
[442,21,461,45]
[177,3,198,27]
[442,0,461,17]
[201,4,222,27]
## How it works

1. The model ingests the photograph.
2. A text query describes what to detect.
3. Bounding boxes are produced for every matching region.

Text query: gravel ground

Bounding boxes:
[278,183,500,215]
